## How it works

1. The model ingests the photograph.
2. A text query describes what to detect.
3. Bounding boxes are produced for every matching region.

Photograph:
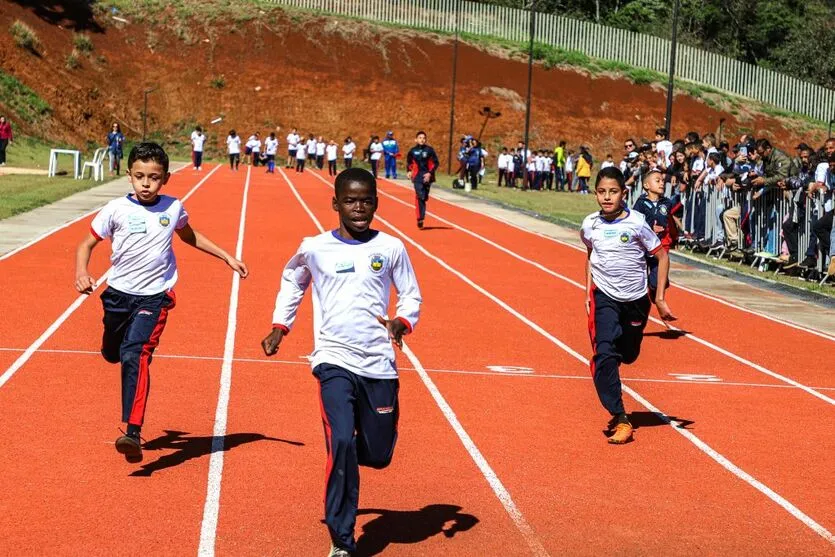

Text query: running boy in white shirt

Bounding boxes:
[261,168,421,557]
[264,132,279,173]
[582,166,675,444]
[326,139,339,177]
[74,143,248,463]
[190,126,205,171]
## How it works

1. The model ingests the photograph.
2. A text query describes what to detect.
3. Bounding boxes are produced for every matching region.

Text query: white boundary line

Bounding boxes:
[368,175,835,406]
[379,176,835,343]
[282,168,550,556]
[0,163,188,262]
[0,164,221,392]
[308,171,835,546]
[4,347,833,392]
[198,165,250,557]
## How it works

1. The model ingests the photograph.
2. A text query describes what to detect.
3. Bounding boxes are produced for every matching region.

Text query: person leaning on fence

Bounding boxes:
[804,150,835,273]
[779,146,816,267]
[799,139,835,269]
[720,147,762,253]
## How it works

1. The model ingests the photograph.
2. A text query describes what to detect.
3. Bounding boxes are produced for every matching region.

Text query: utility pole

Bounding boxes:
[664,0,680,134]
[446,0,461,174]
[522,1,536,190]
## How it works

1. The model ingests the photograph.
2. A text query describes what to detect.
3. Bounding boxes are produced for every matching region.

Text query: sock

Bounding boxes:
[126,424,141,437]
[616,412,630,425]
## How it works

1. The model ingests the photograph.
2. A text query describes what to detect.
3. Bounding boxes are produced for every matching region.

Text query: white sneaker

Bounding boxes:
[193,166,198,170]
[327,542,351,557]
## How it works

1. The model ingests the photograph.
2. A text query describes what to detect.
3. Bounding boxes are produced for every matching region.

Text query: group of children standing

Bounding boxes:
[495,141,594,192]
[284,129,357,177]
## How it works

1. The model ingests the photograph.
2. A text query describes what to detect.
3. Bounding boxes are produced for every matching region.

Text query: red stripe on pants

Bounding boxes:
[415,195,420,220]
[587,284,597,377]
[318,389,334,505]
[128,293,174,426]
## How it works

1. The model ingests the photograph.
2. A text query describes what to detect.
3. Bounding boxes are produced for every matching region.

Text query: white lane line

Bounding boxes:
[0,163,188,262]
[310,174,834,545]
[379,176,835,343]
[0,164,220,392]
[198,165,250,557]
[283,168,550,556]
[5,347,834,392]
[371,175,835,405]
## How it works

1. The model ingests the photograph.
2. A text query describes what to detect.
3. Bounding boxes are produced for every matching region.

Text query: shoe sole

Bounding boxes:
[115,437,143,463]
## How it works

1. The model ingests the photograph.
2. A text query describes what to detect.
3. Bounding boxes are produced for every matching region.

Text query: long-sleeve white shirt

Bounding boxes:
[272,230,421,379]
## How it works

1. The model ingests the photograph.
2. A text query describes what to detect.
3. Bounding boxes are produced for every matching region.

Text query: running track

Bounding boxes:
[0,163,832,556]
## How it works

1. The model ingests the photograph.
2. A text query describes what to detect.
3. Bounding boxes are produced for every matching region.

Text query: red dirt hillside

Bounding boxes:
[0,1,825,164]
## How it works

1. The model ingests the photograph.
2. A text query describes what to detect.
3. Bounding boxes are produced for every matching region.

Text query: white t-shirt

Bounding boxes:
[705,164,725,186]
[296,146,307,160]
[316,142,326,156]
[691,156,705,174]
[227,135,241,155]
[90,194,189,296]
[190,131,205,153]
[815,161,829,184]
[287,133,300,150]
[265,137,279,156]
[601,160,615,169]
[565,156,574,172]
[272,230,422,379]
[656,140,673,163]
[369,142,384,161]
[506,156,515,173]
[497,153,508,169]
[581,209,661,302]
[342,142,356,159]
[326,144,338,161]
[535,156,547,172]
[546,157,554,170]
[306,139,317,155]
[247,138,262,153]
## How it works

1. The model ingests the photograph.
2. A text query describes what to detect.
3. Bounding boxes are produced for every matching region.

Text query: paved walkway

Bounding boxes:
[0,166,49,176]
[429,186,835,337]
[2,167,833,337]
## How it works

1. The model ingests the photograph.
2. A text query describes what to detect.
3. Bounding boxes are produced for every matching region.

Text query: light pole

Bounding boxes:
[664,0,680,134]
[142,87,157,141]
[446,0,461,175]
[477,106,501,141]
[522,1,536,190]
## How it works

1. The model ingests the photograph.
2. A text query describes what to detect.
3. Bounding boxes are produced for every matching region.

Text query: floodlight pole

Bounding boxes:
[446,0,461,174]
[142,87,157,141]
[522,2,536,189]
[664,0,680,134]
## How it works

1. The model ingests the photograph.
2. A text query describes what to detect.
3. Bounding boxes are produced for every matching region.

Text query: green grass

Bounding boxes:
[4,136,66,169]
[0,174,112,221]
[73,33,94,53]
[0,70,52,125]
[9,20,40,53]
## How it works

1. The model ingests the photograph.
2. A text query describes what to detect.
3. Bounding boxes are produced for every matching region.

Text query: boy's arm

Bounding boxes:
[75,232,101,294]
[176,223,248,278]
[262,248,312,356]
[653,248,675,321]
[381,245,422,349]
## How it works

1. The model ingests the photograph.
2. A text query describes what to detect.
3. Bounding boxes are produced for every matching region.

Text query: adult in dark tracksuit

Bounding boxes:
[406,130,439,230]
[581,167,676,445]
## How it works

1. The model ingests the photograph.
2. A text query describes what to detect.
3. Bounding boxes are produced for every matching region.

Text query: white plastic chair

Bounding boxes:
[81,147,108,181]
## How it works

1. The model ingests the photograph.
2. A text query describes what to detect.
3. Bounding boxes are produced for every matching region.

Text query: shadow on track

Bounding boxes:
[130,429,304,477]
[354,504,479,556]
[644,329,691,340]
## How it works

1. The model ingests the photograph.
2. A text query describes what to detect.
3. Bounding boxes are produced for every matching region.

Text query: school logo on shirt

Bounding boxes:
[158,213,171,227]
[369,253,386,273]
[659,205,668,215]
[619,232,631,243]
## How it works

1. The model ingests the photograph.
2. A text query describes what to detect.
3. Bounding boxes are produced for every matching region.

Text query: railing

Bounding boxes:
[268,0,835,123]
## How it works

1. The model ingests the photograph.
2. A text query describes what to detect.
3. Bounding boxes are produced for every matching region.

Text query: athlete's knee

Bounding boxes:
[359,450,393,469]
[621,345,642,364]
[119,346,141,368]
[101,347,120,364]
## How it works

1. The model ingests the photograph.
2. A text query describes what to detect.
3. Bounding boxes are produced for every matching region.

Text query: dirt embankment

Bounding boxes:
[0,2,825,165]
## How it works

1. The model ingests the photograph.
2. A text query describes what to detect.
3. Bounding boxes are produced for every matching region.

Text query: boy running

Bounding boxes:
[632,169,679,305]
[74,142,248,463]
[190,126,205,171]
[261,168,421,557]
[582,167,675,445]
[406,131,439,230]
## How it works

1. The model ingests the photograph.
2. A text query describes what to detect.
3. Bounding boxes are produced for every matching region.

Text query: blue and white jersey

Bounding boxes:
[382,138,399,157]
[581,209,661,302]
[91,194,189,296]
[272,230,422,379]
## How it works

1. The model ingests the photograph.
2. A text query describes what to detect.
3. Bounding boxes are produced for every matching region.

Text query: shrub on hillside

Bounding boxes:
[73,33,94,53]
[10,20,40,54]
[66,50,81,70]
[210,75,226,89]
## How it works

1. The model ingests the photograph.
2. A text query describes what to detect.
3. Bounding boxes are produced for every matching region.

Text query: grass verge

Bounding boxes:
[0,174,115,221]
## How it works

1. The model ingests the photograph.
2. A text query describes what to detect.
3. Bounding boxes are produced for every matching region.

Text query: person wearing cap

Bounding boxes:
[382,131,400,179]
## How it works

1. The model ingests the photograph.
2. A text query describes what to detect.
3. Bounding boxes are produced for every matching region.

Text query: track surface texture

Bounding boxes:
[0,165,832,556]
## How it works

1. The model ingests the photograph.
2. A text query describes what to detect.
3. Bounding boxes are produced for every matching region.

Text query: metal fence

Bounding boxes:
[268,0,835,123]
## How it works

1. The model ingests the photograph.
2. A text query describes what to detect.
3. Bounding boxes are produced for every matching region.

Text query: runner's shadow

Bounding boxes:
[644,329,691,339]
[629,411,695,430]
[354,505,479,556]
[130,430,303,477]
[419,226,454,231]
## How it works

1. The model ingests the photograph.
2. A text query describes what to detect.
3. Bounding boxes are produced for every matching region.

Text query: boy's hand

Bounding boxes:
[74,274,96,295]
[261,328,285,356]
[584,297,591,316]
[226,257,249,278]
[376,315,407,349]
[422,172,432,184]
[652,224,664,233]
[655,299,676,322]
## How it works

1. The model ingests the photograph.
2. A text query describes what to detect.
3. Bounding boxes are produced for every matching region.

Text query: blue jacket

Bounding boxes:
[382,138,399,157]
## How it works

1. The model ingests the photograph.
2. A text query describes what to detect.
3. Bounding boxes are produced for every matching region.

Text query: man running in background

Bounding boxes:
[406,130,439,230]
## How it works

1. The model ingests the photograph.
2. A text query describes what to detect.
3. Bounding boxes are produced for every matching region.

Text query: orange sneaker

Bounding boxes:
[608,422,633,444]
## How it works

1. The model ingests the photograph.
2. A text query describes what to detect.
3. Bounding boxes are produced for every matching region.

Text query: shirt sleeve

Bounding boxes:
[271,242,313,331]
[815,163,828,184]
[90,204,114,241]
[580,221,592,249]
[391,244,422,333]
[175,203,189,230]
[637,221,662,254]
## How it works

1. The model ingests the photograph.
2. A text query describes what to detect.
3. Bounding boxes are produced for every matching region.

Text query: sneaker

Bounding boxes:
[193,166,198,170]
[327,543,351,557]
[607,422,633,444]
[800,256,817,269]
[115,432,143,463]
[417,219,424,229]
